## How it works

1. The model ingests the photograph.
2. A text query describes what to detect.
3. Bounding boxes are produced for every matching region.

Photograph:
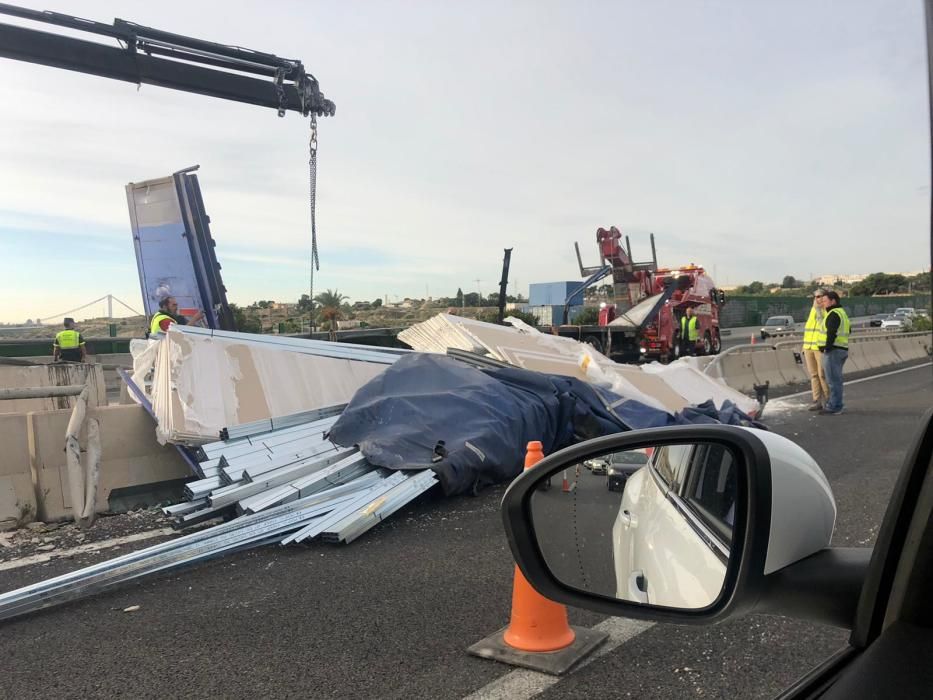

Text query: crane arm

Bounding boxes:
[0,3,335,117]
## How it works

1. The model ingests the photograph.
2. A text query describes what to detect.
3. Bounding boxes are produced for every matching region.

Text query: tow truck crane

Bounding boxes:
[556,226,727,362]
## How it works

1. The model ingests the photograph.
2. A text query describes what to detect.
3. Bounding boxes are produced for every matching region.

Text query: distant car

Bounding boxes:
[606,449,650,491]
[869,313,889,327]
[584,457,609,475]
[880,315,907,331]
[894,307,916,317]
[760,315,795,339]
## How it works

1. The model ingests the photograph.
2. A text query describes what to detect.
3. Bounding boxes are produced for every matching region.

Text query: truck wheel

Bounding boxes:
[702,332,713,355]
[711,329,722,354]
[584,336,604,354]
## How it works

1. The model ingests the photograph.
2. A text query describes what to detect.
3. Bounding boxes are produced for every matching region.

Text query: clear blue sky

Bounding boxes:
[0,0,929,323]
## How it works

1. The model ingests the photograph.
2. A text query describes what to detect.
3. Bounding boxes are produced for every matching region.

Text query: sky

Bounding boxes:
[0,0,929,323]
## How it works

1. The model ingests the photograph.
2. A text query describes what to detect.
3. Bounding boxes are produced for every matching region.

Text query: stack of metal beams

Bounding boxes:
[0,404,437,623]
[164,403,438,538]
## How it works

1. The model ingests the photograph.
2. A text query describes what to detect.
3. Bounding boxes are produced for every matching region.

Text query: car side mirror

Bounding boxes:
[501,425,845,625]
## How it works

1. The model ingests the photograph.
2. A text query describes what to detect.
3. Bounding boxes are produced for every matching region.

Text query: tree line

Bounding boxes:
[733,272,930,297]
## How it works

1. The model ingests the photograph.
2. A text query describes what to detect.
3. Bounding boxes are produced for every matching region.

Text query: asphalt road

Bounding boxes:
[531,466,623,598]
[0,361,930,699]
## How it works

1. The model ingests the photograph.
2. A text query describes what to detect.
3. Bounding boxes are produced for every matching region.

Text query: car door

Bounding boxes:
[612,443,728,608]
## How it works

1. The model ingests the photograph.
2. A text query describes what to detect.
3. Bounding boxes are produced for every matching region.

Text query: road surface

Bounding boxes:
[0,360,929,699]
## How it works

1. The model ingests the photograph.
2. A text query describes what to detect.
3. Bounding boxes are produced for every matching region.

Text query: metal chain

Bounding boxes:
[308,115,319,334]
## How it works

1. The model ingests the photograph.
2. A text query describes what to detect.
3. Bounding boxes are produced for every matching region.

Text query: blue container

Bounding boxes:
[528,304,585,326]
[529,281,585,307]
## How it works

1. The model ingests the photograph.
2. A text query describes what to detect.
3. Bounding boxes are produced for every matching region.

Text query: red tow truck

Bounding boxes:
[553,227,727,362]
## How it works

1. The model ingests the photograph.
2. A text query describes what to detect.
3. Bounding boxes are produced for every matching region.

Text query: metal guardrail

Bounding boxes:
[771,330,930,351]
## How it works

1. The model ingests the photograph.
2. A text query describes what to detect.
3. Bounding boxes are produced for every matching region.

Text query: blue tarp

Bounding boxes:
[328,353,763,496]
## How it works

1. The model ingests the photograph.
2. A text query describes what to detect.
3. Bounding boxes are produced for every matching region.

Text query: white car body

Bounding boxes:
[893,307,916,317]
[880,316,906,331]
[612,443,730,608]
[611,430,835,609]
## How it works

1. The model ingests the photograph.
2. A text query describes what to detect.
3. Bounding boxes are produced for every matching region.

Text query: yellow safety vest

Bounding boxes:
[149,312,174,336]
[802,306,826,351]
[55,329,81,349]
[680,315,698,341]
[825,307,850,348]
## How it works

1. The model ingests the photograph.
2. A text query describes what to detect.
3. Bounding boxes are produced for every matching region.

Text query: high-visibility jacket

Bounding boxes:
[149,312,174,336]
[681,315,698,341]
[802,306,826,351]
[825,307,850,349]
[55,330,82,349]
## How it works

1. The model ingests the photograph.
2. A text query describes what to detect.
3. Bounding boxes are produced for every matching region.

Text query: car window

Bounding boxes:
[651,444,693,489]
[611,451,648,465]
[681,444,736,545]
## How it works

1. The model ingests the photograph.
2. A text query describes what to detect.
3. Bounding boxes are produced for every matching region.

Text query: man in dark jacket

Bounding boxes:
[818,291,850,415]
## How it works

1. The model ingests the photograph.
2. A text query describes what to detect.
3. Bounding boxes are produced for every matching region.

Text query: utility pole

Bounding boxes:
[474,279,482,305]
[497,249,513,324]
[107,295,113,321]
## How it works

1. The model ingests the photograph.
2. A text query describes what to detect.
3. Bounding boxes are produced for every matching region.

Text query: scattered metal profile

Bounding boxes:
[280,472,410,545]
[200,414,340,462]
[0,400,441,623]
[446,348,513,371]
[236,468,385,516]
[208,448,358,508]
[0,485,373,623]
[321,470,438,544]
[219,403,347,441]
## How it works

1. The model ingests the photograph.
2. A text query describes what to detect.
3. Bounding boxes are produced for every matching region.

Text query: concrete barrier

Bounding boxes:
[845,342,869,372]
[23,404,189,522]
[887,337,914,363]
[869,337,901,368]
[717,351,760,394]
[855,339,882,369]
[0,413,37,528]
[775,346,808,385]
[0,363,106,414]
[750,349,793,388]
[890,335,928,362]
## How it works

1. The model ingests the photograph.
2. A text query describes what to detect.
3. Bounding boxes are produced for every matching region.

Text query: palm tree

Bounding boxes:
[314,289,348,338]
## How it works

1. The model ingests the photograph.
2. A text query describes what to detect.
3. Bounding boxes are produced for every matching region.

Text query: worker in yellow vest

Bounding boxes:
[149,296,204,337]
[680,307,699,356]
[52,317,86,362]
[818,290,850,415]
[801,289,830,410]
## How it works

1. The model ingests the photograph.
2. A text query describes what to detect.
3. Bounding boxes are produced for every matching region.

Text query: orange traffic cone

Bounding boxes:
[502,442,576,652]
[561,469,571,493]
[750,334,756,345]
[467,440,609,673]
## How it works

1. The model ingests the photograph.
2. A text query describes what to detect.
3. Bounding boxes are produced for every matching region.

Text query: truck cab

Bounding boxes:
[637,266,723,361]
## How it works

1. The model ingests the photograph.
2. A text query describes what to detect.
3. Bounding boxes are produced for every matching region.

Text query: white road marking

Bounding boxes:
[0,528,175,572]
[463,618,654,700]
[768,362,932,404]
